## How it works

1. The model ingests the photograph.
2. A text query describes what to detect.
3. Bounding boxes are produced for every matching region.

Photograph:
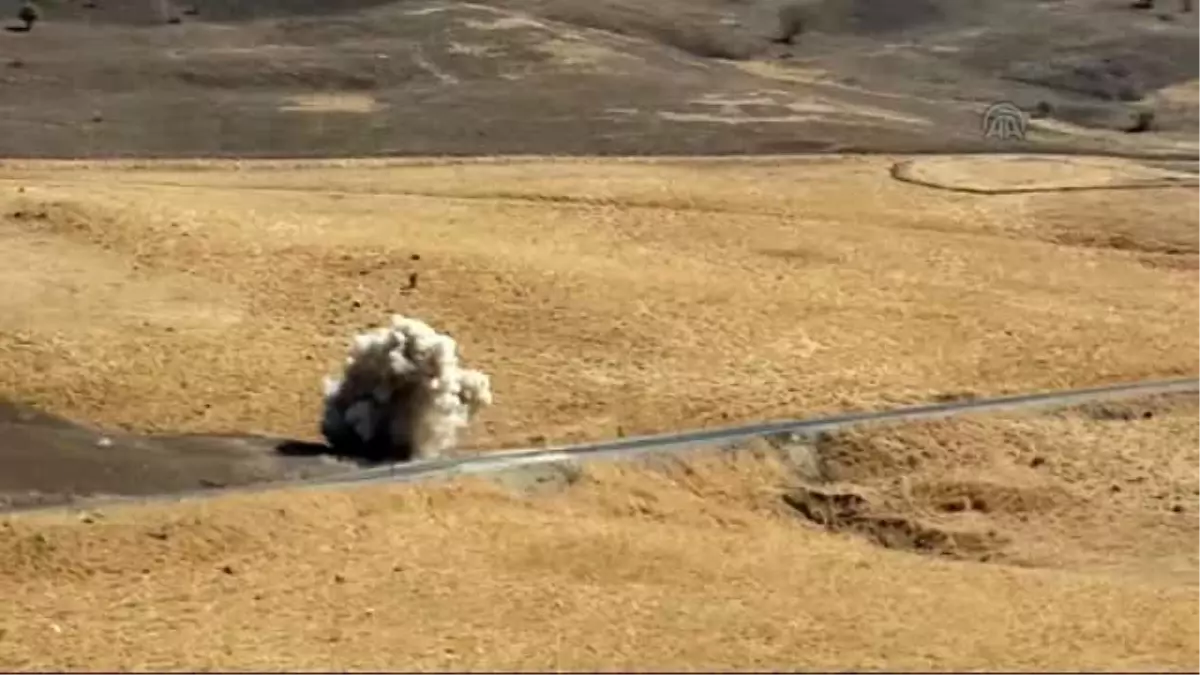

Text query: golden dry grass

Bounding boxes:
[0,400,1196,672]
[808,394,1200,580]
[0,155,1195,450]
[0,147,1195,668]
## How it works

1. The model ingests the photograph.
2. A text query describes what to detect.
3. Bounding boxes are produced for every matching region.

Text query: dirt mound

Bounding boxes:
[774,438,1075,563]
[806,417,1028,484]
[781,485,1005,560]
[769,392,1199,572]
[910,478,1076,515]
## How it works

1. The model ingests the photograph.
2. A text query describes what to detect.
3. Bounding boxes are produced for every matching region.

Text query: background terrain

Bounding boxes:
[0,0,1197,156]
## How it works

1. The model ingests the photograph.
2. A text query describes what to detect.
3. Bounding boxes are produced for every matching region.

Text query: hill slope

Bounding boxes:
[0,0,1195,157]
[1,398,1196,670]
[0,154,1195,506]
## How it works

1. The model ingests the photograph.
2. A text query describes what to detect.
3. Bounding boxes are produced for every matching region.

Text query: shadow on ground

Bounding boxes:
[0,400,367,510]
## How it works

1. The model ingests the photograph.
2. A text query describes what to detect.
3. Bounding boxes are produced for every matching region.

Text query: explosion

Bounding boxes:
[320,315,493,462]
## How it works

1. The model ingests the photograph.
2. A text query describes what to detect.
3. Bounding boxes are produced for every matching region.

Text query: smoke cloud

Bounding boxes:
[320,315,493,462]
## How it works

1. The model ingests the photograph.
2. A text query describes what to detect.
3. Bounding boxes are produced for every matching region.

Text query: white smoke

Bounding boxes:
[320,314,493,462]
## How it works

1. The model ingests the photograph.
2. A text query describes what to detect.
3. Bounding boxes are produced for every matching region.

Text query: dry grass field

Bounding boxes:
[0,154,1196,449]
[1,396,1196,671]
[0,154,1196,670]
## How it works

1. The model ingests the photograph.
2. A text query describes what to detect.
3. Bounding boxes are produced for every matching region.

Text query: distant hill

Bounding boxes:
[0,0,1195,157]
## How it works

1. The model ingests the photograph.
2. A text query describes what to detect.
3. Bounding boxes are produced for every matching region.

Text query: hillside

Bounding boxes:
[0,0,1196,157]
[2,397,1196,670]
[0,0,1197,669]
[0,153,1196,506]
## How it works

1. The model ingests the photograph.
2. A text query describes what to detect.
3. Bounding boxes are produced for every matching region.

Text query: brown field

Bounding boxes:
[1,396,1196,672]
[0,154,1196,449]
[1,0,1197,666]
[0,154,1197,670]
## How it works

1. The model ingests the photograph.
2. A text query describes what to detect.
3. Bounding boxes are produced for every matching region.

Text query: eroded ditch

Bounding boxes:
[486,391,1198,573]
